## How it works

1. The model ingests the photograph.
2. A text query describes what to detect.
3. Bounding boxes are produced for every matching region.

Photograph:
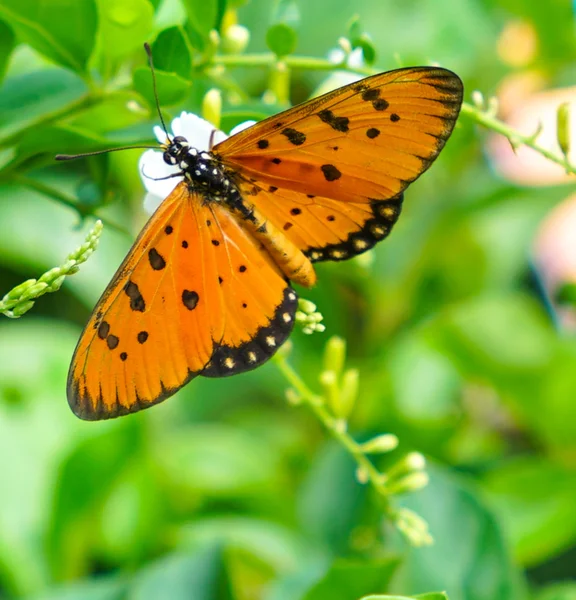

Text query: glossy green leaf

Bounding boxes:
[182,0,223,38]
[0,69,87,142]
[357,34,376,64]
[482,457,576,566]
[133,66,191,107]
[297,443,367,553]
[361,594,448,600]
[95,0,154,60]
[272,0,300,27]
[0,320,82,596]
[129,545,234,600]
[392,464,526,600]
[28,576,127,600]
[0,0,97,73]
[151,26,192,80]
[303,558,401,600]
[153,423,281,501]
[47,420,144,579]
[266,23,298,57]
[0,20,15,83]
[535,582,576,600]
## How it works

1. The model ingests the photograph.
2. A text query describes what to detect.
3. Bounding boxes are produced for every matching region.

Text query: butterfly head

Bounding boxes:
[161,135,195,168]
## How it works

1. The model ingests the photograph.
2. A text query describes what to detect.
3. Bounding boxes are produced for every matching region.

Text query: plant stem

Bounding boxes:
[460,102,576,175]
[273,353,389,498]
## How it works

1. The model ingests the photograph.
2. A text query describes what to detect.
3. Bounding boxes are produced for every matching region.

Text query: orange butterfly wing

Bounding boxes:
[214,67,462,260]
[67,182,297,420]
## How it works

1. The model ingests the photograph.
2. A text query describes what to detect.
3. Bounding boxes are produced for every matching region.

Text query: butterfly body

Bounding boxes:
[67,66,463,420]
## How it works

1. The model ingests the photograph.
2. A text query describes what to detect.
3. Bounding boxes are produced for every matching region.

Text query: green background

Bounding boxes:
[0,0,575,599]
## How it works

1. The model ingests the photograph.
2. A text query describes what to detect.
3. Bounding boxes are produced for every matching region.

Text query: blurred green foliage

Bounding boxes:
[0,0,575,599]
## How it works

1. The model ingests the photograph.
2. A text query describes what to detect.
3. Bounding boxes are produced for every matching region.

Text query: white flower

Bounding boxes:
[139,111,256,214]
[328,46,365,69]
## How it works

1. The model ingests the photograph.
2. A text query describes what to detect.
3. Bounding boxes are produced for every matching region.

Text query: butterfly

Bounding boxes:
[65,65,463,420]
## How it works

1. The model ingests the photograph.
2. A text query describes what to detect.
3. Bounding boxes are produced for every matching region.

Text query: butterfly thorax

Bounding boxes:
[163,136,315,287]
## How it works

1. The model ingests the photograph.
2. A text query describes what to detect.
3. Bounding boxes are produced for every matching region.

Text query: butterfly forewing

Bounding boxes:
[68,182,296,420]
[215,67,462,203]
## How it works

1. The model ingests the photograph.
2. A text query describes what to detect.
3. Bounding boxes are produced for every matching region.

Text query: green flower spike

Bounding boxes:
[0,220,103,319]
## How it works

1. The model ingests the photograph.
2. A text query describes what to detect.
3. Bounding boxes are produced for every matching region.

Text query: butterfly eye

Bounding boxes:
[163,150,177,166]
[173,136,188,147]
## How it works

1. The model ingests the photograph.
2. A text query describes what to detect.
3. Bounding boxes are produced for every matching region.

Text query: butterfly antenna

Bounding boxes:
[144,42,170,141]
[55,145,159,161]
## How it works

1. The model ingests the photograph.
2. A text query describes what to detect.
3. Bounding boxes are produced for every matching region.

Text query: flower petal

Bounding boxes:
[139,149,181,197]
[229,120,257,136]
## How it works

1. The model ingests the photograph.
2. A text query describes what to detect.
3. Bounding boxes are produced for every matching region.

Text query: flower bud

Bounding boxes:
[360,433,399,454]
[221,24,250,55]
[202,89,222,130]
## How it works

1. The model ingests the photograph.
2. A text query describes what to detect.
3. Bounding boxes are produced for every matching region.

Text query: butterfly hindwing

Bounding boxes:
[68,182,296,420]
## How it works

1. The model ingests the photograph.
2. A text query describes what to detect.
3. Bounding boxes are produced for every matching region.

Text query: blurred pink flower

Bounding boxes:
[487,80,576,186]
[533,193,576,329]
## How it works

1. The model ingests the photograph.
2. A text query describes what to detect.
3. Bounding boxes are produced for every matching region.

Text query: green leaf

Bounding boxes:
[392,464,526,600]
[0,319,83,595]
[153,423,281,502]
[94,0,154,61]
[0,68,87,143]
[0,20,15,83]
[266,23,297,57]
[357,34,376,65]
[303,559,401,600]
[272,0,300,27]
[27,576,128,600]
[152,26,193,80]
[347,15,362,44]
[535,582,576,600]
[182,0,223,38]
[47,420,144,579]
[482,457,576,566]
[129,545,234,600]
[297,443,368,553]
[361,595,448,600]
[556,282,576,307]
[133,66,191,108]
[442,293,554,374]
[0,0,97,73]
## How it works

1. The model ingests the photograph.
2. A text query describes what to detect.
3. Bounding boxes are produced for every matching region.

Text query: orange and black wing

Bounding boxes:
[67,182,297,420]
[214,67,462,261]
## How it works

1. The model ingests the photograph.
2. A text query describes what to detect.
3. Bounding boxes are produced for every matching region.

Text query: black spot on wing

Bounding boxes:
[106,334,119,350]
[182,290,199,310]
[317,109,350,132]
[361,88,380,101]
[137,331,149,344]
[282,128,306,145]
[98,321,110,339]
[201,288,298,377]
[373,98,389,111]
[165,225,173,235]
[305,193,404,263]
[321,164,341,181]
[148,248,166,270]
[257,139,269,149]
[366,128,380,139]
[124,281,145,312]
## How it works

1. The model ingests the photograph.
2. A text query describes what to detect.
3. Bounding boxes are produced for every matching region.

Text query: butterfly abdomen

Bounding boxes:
[229,199,317,288]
